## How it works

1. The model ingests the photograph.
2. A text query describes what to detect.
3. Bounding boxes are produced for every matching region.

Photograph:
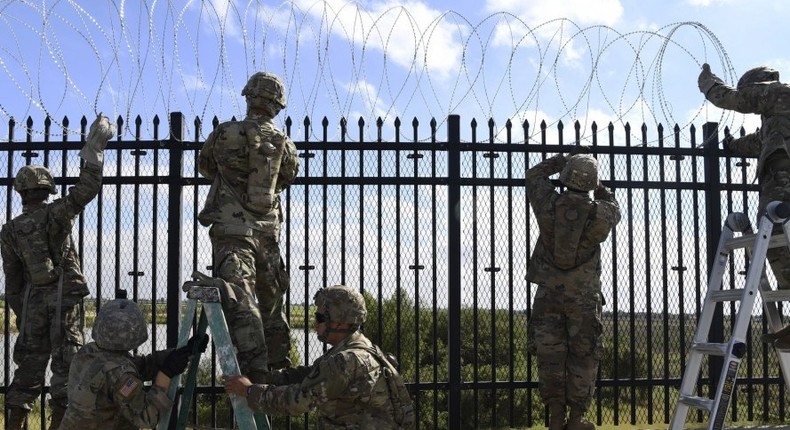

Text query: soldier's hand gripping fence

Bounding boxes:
[669,201,790,430]
[158,271,271,430]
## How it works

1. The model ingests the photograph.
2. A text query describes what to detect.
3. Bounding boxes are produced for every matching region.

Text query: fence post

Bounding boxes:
[702,121,723,396]
[447,114,461,429]
[167,112,185,348]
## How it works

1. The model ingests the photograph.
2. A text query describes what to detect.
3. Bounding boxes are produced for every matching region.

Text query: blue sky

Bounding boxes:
[1,0,788,144]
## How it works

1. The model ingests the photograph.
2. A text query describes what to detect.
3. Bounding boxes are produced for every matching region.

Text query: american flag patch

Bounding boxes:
[118,377,140,398]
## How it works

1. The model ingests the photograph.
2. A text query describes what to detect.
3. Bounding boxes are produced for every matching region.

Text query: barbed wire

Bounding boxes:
[0,0,749,145]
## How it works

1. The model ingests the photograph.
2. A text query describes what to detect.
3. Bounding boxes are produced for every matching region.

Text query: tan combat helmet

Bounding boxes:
[242,72,287,109]
[560,154,599,192]
[737,66,780,90]
[92,299,148,351]
[313,284,367,326]
[13,165,57,194]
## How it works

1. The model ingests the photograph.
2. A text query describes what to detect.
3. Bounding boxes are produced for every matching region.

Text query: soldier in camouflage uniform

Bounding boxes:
[699,64,790,348]
[57,298,208,429]
[1,115,114,430]
[198,72,299,379]
[223,285,415,429]
[525,150,622,430]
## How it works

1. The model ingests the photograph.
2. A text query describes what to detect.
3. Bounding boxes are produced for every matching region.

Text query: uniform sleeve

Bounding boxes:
[276,135,299,192]
[0,226,25,314]
[198,129,219,180]
[265,365,312,385]
[246,353,357,416]
[705,83,772,115]
[525,154,565,213]
[727,132,762,157]
[112,371,173,427]
[587,186,622,243]
[48,162,102,223]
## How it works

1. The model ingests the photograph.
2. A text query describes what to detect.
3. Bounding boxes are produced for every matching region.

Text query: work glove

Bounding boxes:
[160,334,210,377]
[698,63,724,95]
[80,114,115,166]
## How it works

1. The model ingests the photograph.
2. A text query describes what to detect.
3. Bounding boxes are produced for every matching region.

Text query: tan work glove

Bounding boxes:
[80,114,115,166]
[698,63,724,95]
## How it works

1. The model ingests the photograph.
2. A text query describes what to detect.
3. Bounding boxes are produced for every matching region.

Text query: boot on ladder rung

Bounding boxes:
[669,201,790,430]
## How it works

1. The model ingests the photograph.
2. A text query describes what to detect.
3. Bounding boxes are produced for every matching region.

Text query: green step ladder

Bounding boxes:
[158,272,271,430]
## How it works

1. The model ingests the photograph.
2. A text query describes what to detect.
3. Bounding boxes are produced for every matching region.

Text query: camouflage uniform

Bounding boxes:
[1,117,112,427]
[57,342,172,430]
[700,64,790,289]
[58,299,178,430]
[198,72,299,376]
[525,153,621,428]
[225,285,413,429]
[246,331,407,429]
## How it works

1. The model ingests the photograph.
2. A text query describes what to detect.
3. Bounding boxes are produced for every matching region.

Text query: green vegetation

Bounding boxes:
[1,294,787,428]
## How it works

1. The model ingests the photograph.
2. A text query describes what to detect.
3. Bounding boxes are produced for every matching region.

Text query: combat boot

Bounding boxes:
[567,408,595,430]
[547,403,565,430]
[48,404,66,430]
[6,406,28,430]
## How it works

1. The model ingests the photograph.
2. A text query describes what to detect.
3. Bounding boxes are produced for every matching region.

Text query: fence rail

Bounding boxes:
[1,112,784,429]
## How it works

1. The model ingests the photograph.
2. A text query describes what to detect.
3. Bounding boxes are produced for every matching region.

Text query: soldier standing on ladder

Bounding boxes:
[699,63,790,348]
[197,72,300,381]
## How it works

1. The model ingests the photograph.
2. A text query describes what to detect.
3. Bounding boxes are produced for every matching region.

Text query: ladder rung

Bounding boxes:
[761,290,790,302]
[678,394,714,412]
[724,232,790,252]
[709,289,746,302]
[690,342,728,356]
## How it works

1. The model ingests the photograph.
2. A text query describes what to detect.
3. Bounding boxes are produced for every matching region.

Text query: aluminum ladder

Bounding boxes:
[669,202,790,430]
[158,271,271,430]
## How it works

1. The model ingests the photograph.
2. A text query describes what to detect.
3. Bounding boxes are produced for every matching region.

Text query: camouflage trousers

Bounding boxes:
[759,162,790,290]
[210,224,292,377]
[8,287,84,410]
[527,283,602,412]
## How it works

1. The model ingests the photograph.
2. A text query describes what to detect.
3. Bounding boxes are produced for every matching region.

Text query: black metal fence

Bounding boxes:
[1,112,785,429]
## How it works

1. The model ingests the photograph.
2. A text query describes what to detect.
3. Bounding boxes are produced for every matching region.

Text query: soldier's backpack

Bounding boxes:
[367,345,416,429]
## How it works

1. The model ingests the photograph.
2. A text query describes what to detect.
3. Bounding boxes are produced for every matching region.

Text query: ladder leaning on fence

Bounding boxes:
[157,272,271,430]
[669,201,790,430]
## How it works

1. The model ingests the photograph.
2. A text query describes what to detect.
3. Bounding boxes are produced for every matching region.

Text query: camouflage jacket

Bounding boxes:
[58,342,172,430]
[0,163,102,310]
[246,331,404,429]
[706,81,790,176]
[525,154,622,288]
[197,115,299,231]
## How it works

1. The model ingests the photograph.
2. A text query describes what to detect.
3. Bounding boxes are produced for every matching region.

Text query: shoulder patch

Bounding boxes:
[117,375,142,399]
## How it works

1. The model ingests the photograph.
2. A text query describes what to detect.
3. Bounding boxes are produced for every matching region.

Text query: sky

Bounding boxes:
[1,0,789,145]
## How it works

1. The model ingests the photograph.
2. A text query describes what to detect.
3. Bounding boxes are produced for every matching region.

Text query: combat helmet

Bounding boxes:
[737,66,780,90]
[560,154,599,192]
[313,285,367,326]
[92,299,148,351]
[242,72,287,108]
[13,165,57,194]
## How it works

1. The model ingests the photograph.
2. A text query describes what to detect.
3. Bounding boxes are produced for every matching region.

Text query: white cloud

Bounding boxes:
[484,0,624,27]
[685,0,732,6]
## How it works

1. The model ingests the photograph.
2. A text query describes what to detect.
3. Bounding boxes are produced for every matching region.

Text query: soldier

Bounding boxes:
[197,71,299,379]
[57,298,208,429]
[525,149,622,430]
[1,115,114,429]
[698,64,790,348]
[223,285,415,429]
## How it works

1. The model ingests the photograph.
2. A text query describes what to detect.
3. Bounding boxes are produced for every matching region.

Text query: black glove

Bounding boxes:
[186,333,210,354]
[160,334,209,377]
[160,347,191,378]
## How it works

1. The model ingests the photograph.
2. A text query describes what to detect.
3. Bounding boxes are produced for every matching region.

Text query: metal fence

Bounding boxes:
[1,112,786,429]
